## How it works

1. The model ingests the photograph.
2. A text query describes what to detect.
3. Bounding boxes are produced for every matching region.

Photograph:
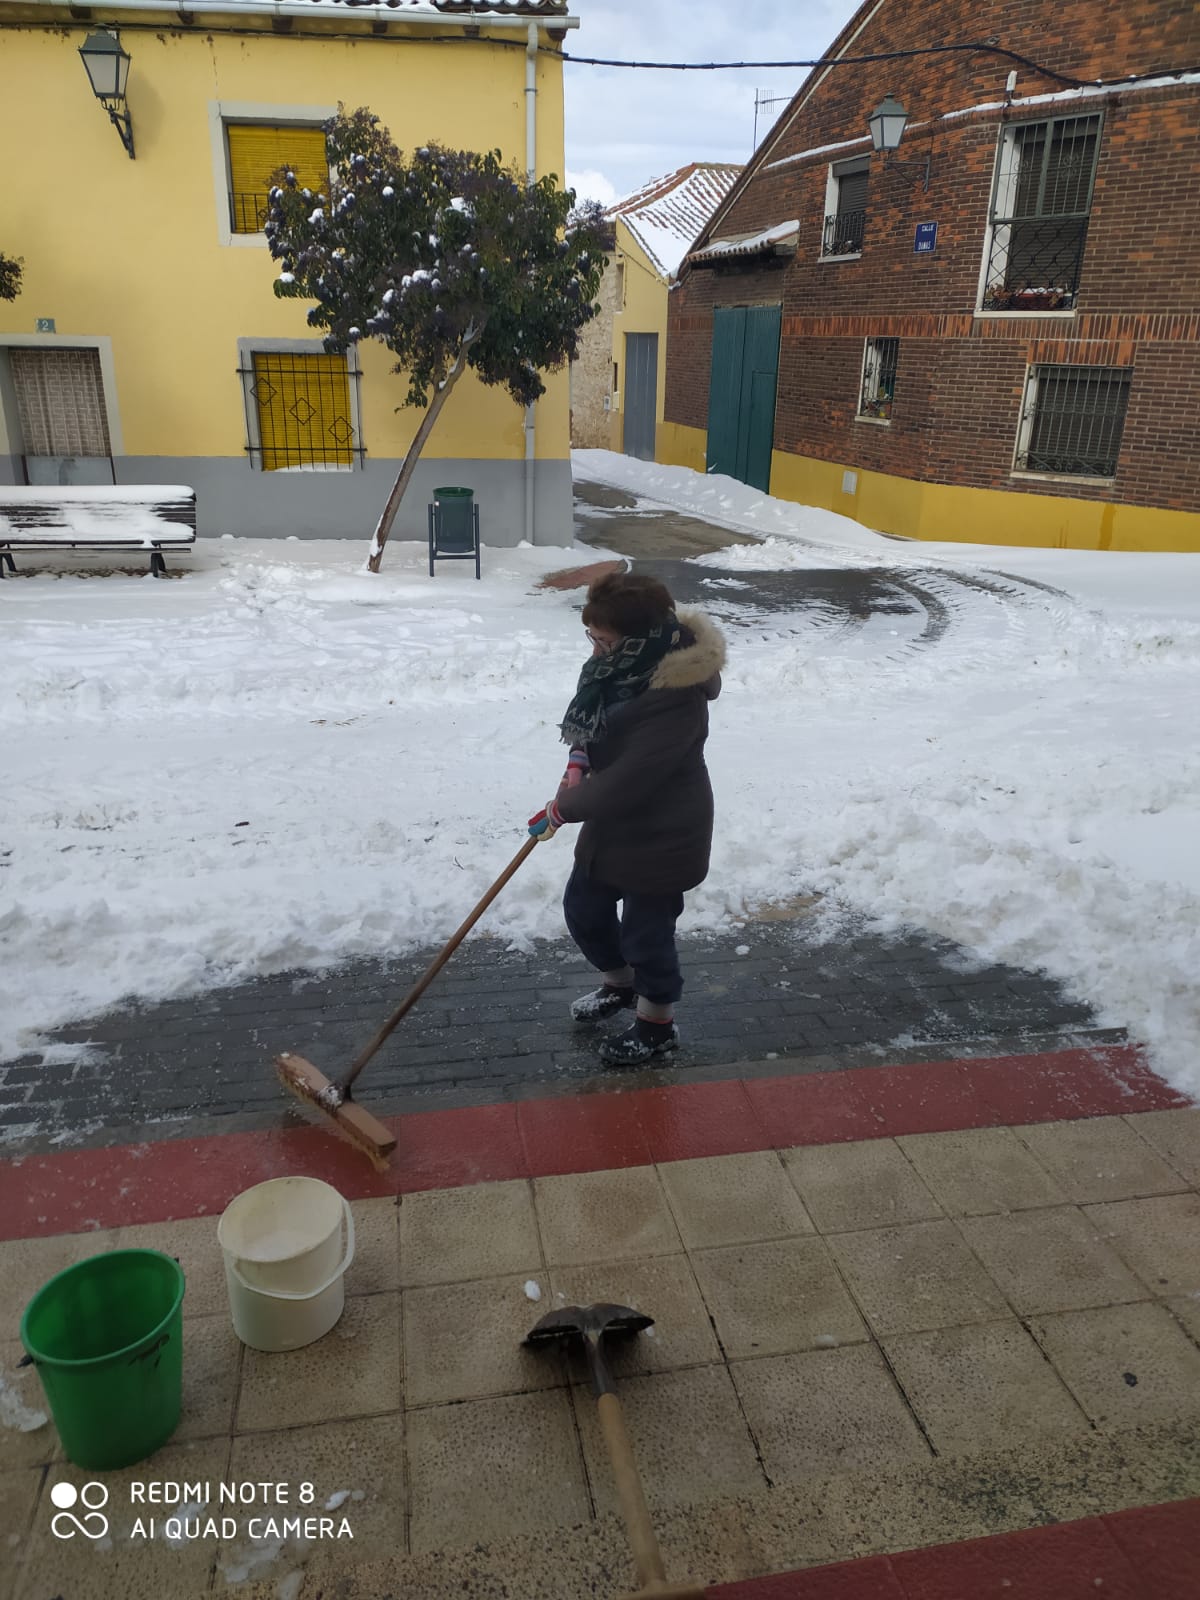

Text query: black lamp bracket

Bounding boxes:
[883,150,931,191]
[102,99,136,159]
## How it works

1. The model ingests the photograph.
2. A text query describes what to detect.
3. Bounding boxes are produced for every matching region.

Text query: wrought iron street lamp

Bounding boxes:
[868,94,930,191]
[79,28,135,159]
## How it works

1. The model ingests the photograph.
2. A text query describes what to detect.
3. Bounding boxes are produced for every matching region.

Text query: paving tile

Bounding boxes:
[237,1291,401,1431]
[896,1126,1068,1216]
[1125,1107,1200,1183]
[175,1313,241,1441]
[1013,1117,1188,1204]
[407,1389,588,1553]
[732,1345,930,1480]
[828,1220,1009,1338]
[347,1197,401,1295]
[1113,1420,1200,1504]
[1,1466,42,1600]
[692,1237,868,1359]
[629,1079,770,1162]
[853,1058,994,1136]
[404,1273,564,1407]
[573,1365,765,1515]
[890,1517,1142,1599]
[16,1437,229,1600]
[519,1091,652,1175]
[1031,1302,1200,1427]
[398,1179,540,1287]
[1,1227,122,1341]
[1104,1498,1200,1600]
[533,1165,681,1266]
[658,1150,814,1249]
[743,1069,880,1146]
[782,1140,942,1233]
[0,1338,59,1469]
[116,1213,228,1318]
[397,1101,526,1193]
[227,1413,404,1572]
[1166,1294,1200,1343]
[1084,1193,1200,1296]
[546,1254,720,1375]
[957,1206,1147,1316]
[714,1556,906,1600]
[881,1320,1086,1455]
[964,1048,1172,1125]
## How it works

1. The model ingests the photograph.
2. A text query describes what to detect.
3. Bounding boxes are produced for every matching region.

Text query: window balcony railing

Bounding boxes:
[982,215,1088,311]
[822,209,866,257]
[229,191,272,235]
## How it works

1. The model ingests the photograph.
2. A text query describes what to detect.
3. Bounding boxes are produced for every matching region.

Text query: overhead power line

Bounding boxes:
[557,42,1200,94]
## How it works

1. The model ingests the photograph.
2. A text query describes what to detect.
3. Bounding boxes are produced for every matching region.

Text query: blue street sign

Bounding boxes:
[914,221,938,254]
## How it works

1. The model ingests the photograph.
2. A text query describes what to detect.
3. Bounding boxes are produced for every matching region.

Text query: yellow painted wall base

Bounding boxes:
[657,420,707,475]
[655,426,1199,552]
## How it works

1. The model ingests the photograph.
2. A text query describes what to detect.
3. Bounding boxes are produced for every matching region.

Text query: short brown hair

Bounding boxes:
[581,573,675,637]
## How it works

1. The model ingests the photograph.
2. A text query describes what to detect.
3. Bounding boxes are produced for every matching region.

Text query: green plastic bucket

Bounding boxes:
[20,1249,185,1470]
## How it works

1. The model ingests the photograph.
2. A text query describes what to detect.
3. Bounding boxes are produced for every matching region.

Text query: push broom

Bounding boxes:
[276,837,538,1165]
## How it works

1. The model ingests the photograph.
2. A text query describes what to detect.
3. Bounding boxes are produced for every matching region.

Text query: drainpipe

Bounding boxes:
[523,19,537,546]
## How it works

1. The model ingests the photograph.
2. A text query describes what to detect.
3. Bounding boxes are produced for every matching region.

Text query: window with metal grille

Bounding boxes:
[241,352,361,471]
[982,114,1101,312]
[823,160,868,257]
[226,123,329,236]
[858,337,898,420]
[1016,365,1131,478]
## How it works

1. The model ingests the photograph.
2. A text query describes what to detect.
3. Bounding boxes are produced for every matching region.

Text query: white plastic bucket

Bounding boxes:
[218,1177,356,1352]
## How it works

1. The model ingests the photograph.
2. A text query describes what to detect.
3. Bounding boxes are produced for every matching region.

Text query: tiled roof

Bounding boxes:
[688,219,800,265]
[607,162,743,278]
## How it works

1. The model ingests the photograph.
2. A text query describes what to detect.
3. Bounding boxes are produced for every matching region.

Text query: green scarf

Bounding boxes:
[559,615,684,746]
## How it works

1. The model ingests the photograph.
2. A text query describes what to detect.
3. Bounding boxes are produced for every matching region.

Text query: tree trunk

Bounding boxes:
[366,334,479,574]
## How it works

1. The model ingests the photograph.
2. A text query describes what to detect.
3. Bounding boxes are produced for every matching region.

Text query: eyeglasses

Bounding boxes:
[586,629,621,651]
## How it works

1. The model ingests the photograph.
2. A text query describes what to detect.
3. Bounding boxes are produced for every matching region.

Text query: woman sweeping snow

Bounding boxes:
[528,572,726,1065]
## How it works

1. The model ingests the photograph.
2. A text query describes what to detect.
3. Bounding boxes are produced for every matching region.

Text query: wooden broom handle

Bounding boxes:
[340,837,539,1092]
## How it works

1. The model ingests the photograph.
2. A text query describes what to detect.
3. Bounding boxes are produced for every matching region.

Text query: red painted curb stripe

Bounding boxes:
[709,1497,1200,1598]
[0,1044,1188,1242]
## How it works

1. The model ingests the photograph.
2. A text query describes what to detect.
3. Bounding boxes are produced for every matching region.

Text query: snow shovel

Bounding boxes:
[524,1303,707,1600]
[276,837,538,1165]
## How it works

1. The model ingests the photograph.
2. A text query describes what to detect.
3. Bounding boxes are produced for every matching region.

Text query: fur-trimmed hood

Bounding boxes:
[649,609,726,693]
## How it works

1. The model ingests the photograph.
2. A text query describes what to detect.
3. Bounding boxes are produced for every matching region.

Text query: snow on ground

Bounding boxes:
[3,460,1199,1102]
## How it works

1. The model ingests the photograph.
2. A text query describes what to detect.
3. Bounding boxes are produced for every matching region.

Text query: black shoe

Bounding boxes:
[598,1017,680,1065]
[570,984,636,1023]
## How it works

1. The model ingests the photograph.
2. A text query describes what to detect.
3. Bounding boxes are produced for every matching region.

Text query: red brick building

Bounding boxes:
[663,1,1199,551]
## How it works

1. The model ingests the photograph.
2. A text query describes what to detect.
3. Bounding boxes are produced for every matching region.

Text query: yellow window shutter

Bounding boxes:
[252,353,355,472]
[227,124,329,234]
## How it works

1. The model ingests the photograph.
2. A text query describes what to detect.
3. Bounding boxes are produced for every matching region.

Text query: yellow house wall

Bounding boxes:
[659,424,1200,552]
[608,222,668,454]
[0,20,568,464]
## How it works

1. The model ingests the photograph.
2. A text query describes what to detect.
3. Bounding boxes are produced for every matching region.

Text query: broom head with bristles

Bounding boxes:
[275,1052,397,1168]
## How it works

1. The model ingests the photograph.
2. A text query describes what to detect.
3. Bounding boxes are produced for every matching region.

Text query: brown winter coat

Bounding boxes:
[554,609,725,894]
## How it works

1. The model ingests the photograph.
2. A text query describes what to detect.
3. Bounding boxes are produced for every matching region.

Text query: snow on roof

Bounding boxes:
[607,163,743,279]
[688,219,800,265]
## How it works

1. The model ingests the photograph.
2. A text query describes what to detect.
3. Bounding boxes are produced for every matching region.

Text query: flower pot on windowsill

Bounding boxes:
[988,287,1071,312]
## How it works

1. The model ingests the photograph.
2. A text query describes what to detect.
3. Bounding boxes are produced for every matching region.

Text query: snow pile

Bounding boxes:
[3,465,1200,1102]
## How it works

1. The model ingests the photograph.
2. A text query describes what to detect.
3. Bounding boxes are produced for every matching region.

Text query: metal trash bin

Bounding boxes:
[428,486,481,579]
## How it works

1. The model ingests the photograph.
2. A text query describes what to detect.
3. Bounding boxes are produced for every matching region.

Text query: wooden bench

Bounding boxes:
[0,485,197,578]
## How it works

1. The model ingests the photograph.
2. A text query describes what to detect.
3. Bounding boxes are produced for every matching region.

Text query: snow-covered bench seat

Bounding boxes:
[0,485,196,578]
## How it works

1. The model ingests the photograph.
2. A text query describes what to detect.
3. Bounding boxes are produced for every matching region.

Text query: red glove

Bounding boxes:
[528,799,565,841]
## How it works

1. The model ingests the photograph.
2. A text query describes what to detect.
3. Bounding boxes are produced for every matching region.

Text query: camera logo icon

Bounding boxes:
[50,1481,110,1540]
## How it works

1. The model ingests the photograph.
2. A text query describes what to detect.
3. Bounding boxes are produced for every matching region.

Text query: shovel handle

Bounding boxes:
[340,837,538,1092]
[597,1391,667,1588]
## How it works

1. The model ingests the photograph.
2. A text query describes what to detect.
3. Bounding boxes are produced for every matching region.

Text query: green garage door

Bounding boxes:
[705,304,782,492]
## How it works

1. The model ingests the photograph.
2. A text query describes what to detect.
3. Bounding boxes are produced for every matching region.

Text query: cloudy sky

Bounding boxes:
[562,0,862,206]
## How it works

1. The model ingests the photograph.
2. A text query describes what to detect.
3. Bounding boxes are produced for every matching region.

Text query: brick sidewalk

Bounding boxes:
[1,919,1104,1153]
